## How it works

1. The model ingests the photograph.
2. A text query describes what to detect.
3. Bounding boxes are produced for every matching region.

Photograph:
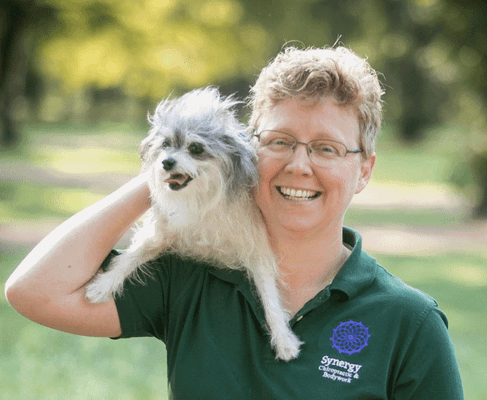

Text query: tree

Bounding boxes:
[382,0,487,217]
[34,0,271,100]
[1,0,31,146]
[1,0,59,146]
[1,0,270,144]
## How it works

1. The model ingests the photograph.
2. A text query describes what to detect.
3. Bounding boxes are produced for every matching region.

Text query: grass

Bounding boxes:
[345,206,468,228]
[0,182,106,223]
[1,122,486,399]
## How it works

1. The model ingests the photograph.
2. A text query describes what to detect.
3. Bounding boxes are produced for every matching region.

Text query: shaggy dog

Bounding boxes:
[85,87,302,361]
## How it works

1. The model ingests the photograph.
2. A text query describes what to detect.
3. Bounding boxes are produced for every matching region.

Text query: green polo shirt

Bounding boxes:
[108,227,463,399]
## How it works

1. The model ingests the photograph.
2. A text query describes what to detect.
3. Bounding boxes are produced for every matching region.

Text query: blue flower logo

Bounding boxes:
[330,320,371,355]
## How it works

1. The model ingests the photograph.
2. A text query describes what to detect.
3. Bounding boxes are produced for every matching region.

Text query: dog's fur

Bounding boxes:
[85,87,302,361]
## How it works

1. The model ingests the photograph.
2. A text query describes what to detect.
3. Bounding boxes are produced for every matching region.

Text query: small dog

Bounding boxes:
[85,87,302,361]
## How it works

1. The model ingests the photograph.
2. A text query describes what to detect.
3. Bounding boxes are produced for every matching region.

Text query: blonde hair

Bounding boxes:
[248,46,384,158]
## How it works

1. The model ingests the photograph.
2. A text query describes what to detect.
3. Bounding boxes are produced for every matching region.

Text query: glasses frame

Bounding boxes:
[254,130,363,164]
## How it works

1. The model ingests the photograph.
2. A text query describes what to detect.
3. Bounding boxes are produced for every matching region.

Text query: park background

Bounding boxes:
[1,0,486,398]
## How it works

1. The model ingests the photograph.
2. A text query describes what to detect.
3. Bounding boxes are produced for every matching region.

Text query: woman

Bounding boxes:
[5,46,463,399]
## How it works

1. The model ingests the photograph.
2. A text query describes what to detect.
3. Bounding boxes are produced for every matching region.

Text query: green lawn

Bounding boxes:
[1,123,486,399]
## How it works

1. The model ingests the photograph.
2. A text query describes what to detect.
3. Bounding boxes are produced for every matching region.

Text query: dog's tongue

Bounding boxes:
[164,174,189,186]
[164,173,192,190]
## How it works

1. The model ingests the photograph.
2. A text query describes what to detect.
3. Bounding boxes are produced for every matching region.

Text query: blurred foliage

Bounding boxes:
[2,0,484,126]
[1,0,485,131]
[1,0,487,213]
[36,0,270,97]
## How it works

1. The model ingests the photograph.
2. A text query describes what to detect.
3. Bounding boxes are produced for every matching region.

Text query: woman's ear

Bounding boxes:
[355,152,376,194]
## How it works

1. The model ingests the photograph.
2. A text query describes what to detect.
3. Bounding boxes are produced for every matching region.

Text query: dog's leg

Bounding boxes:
[85,223,164,303]
[251,255,303,361]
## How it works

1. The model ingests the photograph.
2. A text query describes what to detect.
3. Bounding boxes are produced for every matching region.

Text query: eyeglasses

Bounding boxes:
[254,130,363,167]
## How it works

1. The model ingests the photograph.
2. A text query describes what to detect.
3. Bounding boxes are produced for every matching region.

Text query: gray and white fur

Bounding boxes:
[85,87,302,361]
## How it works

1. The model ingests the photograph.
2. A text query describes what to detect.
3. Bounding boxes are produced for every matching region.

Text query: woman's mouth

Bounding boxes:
[277,186,321,201]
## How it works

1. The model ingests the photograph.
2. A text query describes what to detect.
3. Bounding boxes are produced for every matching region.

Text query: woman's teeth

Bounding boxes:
[278,187,320,200]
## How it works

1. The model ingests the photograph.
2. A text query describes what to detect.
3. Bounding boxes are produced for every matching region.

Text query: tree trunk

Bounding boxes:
[0,1,29,147]
[473,153,487,218]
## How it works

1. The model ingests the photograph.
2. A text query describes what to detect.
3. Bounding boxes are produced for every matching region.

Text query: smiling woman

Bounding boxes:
[252,97,375,246]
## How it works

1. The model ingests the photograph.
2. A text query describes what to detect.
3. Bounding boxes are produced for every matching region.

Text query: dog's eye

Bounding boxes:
[189,142,204,155]
[162,139,171,149]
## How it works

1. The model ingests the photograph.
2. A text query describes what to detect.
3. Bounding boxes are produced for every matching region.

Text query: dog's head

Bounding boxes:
[140,87,257,209]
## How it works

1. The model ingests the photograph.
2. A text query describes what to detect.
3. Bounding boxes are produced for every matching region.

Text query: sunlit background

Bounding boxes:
[1,0,486,398]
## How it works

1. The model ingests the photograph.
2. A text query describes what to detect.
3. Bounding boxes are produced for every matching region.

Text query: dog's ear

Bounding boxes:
[140,97,172,170]
[139,133,152,167]
[222,134,259,194]
[139,127,160,171]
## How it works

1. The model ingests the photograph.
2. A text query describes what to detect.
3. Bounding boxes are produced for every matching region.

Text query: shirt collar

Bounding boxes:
[208,265,246,285]
[208,227,378,301]
[329,227,377,301]
[208,263,266,324]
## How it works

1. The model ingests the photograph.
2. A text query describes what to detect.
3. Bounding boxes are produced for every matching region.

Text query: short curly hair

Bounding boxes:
[248,46,384,158]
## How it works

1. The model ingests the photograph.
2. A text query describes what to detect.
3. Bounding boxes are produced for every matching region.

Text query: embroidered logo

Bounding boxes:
[330,320,370,355]
[318,355,362,383]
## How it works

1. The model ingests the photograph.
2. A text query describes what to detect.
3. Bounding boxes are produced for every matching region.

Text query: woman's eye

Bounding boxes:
[314,143,339,156]
[189,143,204,155]
[269,138,293,147]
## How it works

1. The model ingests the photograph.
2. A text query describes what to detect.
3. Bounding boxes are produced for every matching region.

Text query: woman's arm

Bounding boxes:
[4,173,151,337]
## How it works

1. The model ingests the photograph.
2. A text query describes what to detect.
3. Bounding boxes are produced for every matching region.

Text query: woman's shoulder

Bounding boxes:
[341,228,440,314]
[121,251,249,296]
[360,261,449,338]
[372,262,439,310]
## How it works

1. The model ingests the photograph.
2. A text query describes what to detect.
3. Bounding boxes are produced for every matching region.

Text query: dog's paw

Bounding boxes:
[273,331,304,362]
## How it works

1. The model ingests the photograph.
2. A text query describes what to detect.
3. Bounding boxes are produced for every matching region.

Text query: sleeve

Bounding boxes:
[104,250,208,343]
[394,306,464,400]
[100,250,169,342]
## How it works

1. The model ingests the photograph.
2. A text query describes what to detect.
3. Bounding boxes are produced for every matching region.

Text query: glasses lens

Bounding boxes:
[259,131,295,155]
[257,131,353,166]
[309,140,347,160]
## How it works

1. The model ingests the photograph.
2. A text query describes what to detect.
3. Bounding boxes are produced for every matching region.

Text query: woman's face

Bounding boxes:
[253,97,375,239]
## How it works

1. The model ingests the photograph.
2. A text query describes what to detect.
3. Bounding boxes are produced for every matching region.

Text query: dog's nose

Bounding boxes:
[162,158,176,171]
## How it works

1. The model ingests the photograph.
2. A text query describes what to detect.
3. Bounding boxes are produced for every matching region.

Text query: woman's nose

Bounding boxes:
[284,144,313,175]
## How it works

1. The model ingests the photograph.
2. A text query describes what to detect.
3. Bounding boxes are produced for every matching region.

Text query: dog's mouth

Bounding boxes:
[164,173,193,191]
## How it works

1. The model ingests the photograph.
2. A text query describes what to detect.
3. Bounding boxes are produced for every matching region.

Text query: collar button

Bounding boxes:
[331,293,342,302]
